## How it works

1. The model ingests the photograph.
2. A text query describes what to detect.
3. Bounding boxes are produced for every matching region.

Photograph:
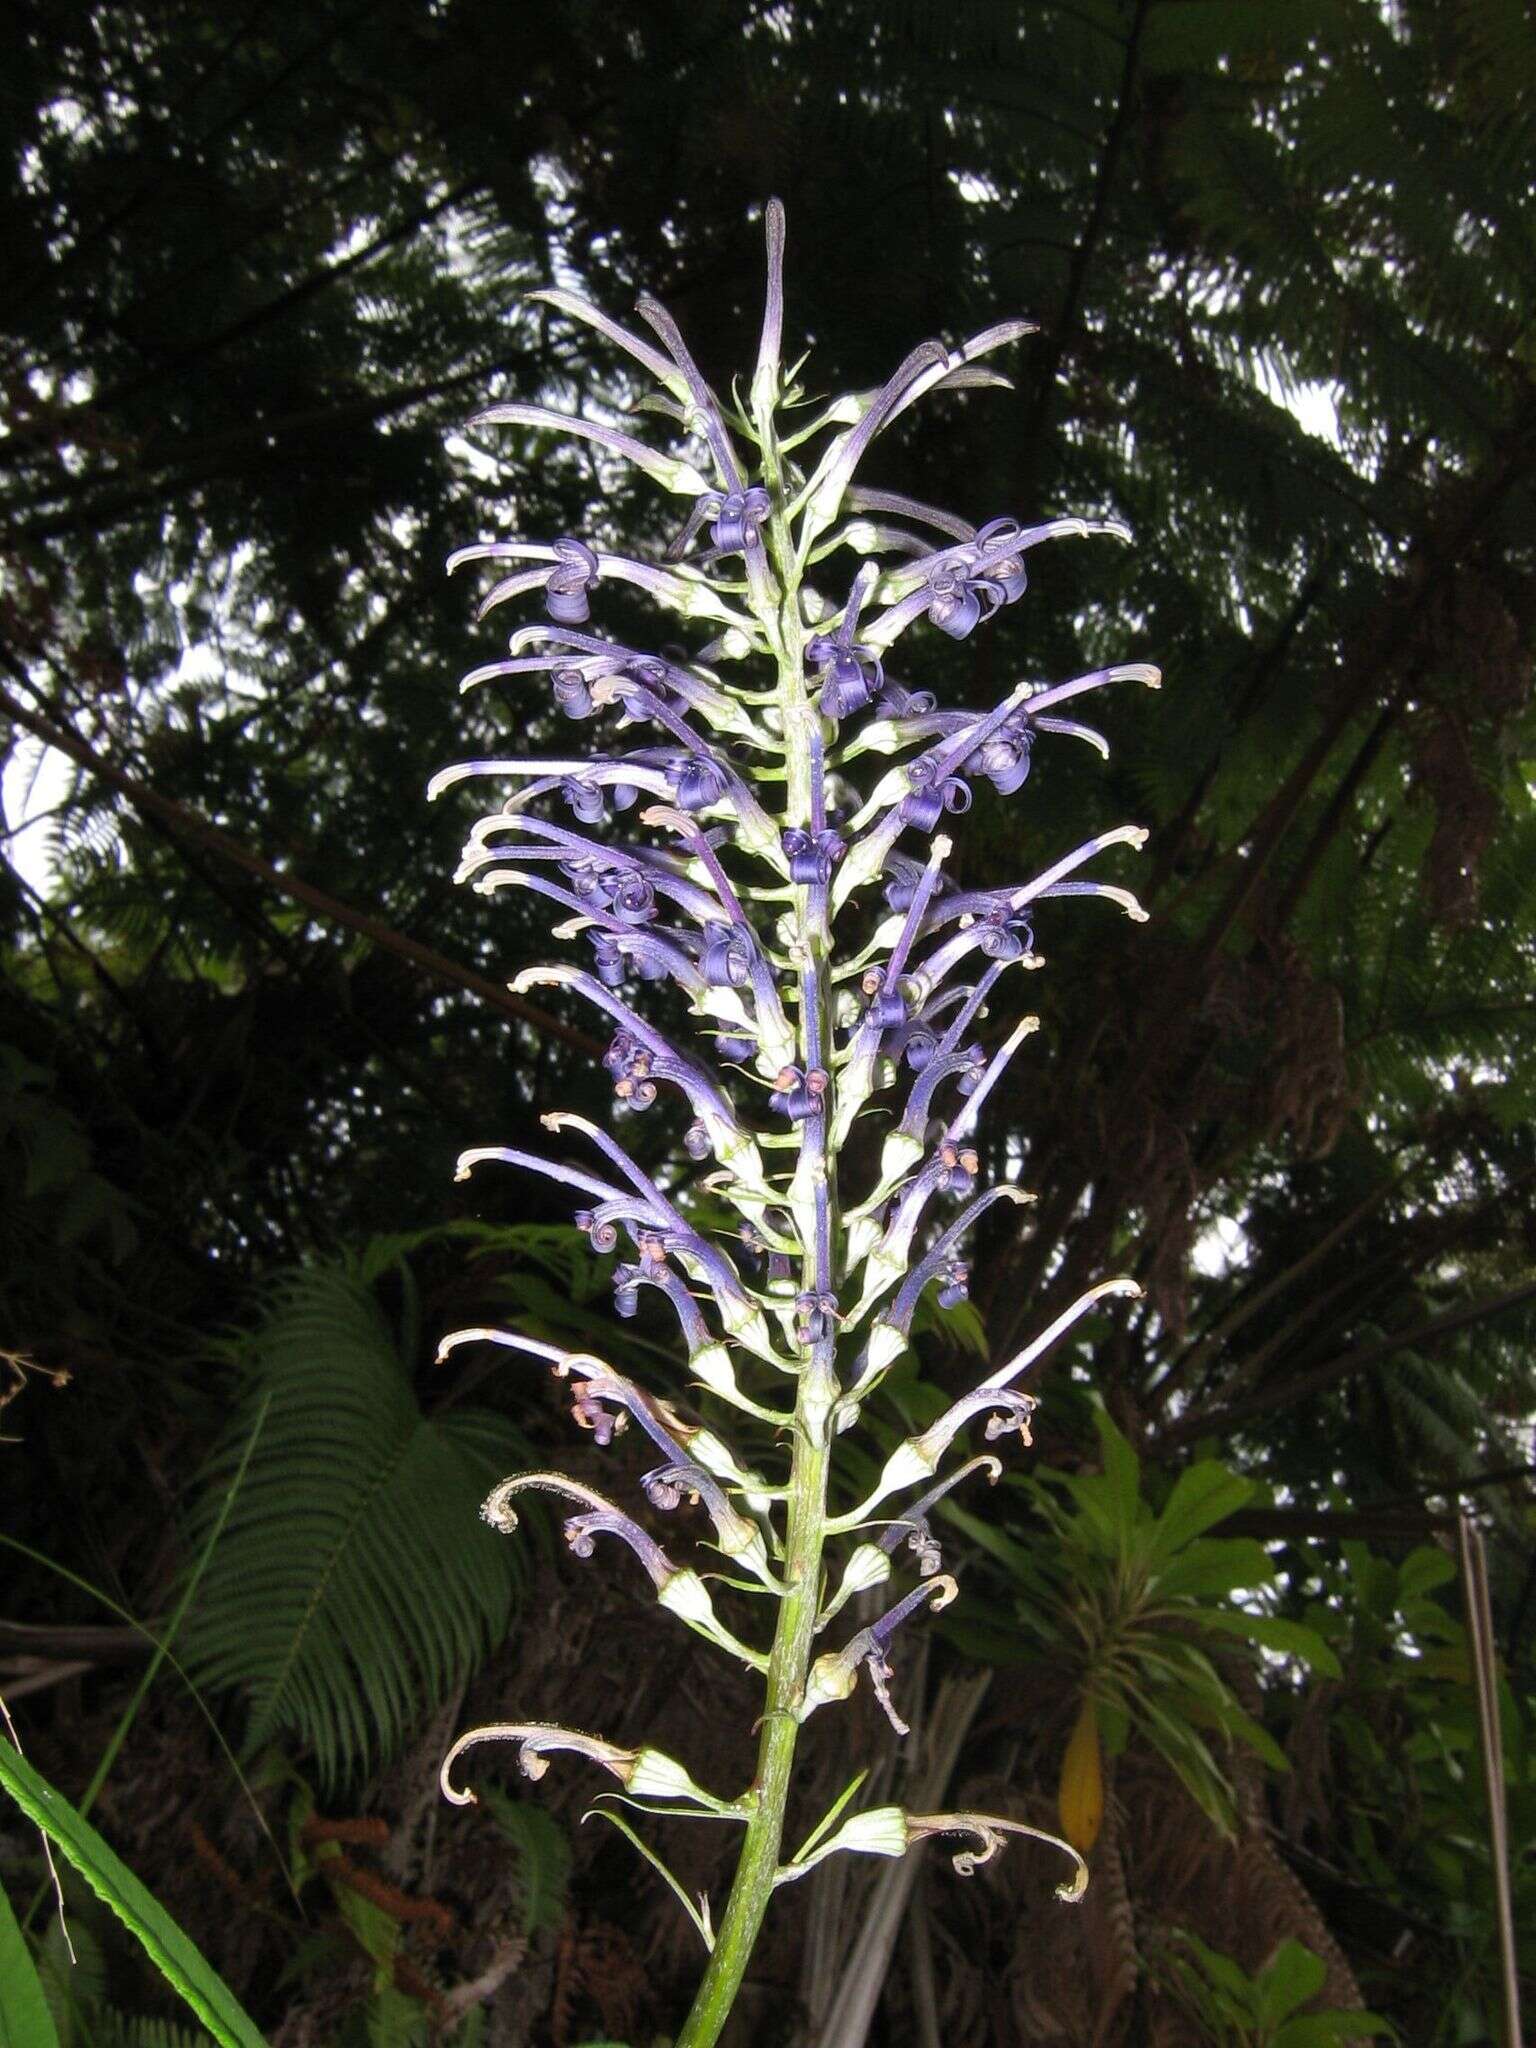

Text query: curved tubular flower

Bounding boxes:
[527,288,691,399]
[798,1575,958,1732]
[469,401,713,496]
[596,684,784,860]
[792,339,952,550]
[468,869,708,995]
[440,1722,640,1803]
[453,1145,646,1214]
[834,964,1018,1233]
[483,1473,767,1671]
[875,1453,1004,1572]
[509,966,771,1191]
[611,1250,716,1355]
[526,1349,782,1583]
[849,1152,1034,1335]
[776,1805,1085,1901]
[942,1015,1041,1141]
[434,1326,775,1503]
[883,318,1039,426]
[441,1720,747,1817]
[427,755,675,808]
[832,1283,1143,1527]
[867,1178,1038,1337]
[863,518,1132,654]
[458,814,726,927]
[636,293,747,494]
[815,1453,1004,1631]
[434,201,1157,2048]
[435,1324,579,1370]
[894,995,1032,1147]
[457,542,758,638]
[975,1274,1143,1395]
[499,624,762,738]
[906,1811,1088,1897]
[846,484,976,542]
[483,1471,676,1582]
[923,822,1151,937]
[908,828,1149,997]
[537,1112,761,1325]
[752,197,786,409]
[831,832,952,1137]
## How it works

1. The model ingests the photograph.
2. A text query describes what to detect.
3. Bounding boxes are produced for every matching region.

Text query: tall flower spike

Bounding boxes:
[435,201,1156,2045]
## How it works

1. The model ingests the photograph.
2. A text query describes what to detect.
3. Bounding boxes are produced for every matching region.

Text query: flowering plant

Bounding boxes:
[430,200,1157,2047]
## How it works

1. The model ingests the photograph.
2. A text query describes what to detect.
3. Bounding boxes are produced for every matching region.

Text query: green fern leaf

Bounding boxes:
[476,1786,572,1937]
[180,1261,529,1789]
[102,2019,216,2048]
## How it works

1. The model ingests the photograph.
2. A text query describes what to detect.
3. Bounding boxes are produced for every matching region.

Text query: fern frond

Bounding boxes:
[476,1785,573,1937]
[101,2017,216,2048]
[181,1261,529,1788]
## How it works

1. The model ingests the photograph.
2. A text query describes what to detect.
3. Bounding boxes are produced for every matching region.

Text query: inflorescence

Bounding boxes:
[430,200,1156,2012]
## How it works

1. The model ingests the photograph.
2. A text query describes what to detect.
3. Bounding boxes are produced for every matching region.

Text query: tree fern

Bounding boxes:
[180,1259,531,1788]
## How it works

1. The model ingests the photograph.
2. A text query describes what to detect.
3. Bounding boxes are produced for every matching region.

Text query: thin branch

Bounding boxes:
[1456,1516,1524,2048]
[7,363,504,542]
[1264,692,1404,937]
[1160,1279,1536,1447]
[1022,0,1151,472]
[1146,1169,1410,1409]
[1187,408,1536,971]
[1147,550,1338,896]
[83,176,483,425]
[0,680,604,1059]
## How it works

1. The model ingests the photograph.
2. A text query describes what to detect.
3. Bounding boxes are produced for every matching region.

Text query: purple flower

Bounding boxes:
[552,664,597,717]
[874,677,937,719]
[482,1471,676,1591]
[590,933,627,987]
[545,538,600,625]
[936,1259,969,1310]
[708,487,771,553]
[558,774,606,824]
[899,758,972,834]
[883,854,947,916]
[769,1064,829,1122]
[674,752,727,812]
[699,921,752,988]
[801,1576,959,1734]
[970,712,1034,795]
[794,1291,841,1345]
[782,827,844,885]
[859,966,909,1031]
[876,1454,1002,1576]
[925,558,988,640]
[975,902,1035,960]
[808,633,884,719]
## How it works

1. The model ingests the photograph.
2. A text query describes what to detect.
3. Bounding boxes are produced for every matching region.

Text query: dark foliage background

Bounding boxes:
[2,3,1532,2044]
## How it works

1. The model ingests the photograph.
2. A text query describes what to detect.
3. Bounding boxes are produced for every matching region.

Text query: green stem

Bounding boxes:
[674,402,833,2048]
[673,1428,829,2048]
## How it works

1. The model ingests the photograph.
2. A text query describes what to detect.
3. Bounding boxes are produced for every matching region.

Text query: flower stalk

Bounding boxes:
[430,199,1154,2046]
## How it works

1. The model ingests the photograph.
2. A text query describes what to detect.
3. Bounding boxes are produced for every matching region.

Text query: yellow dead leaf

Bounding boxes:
[1057,1694,1104,1853]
